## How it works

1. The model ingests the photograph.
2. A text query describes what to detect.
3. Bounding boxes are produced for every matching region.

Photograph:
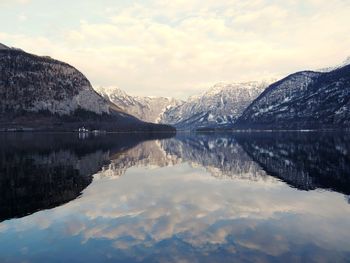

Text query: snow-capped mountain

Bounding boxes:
[159,81,270,130]
[0,44,174,132]
[95,86,179,123]
[236,64,350,129]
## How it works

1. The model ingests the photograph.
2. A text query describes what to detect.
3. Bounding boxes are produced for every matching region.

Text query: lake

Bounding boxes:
[0,132,349,262]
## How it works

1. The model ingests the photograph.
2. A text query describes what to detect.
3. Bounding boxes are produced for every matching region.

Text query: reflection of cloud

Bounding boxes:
[3,161,349,261]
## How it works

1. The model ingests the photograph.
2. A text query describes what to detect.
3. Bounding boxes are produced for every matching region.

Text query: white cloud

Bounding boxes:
[0,0,31,6]
[1,0,350,98]
[17,14,27,22]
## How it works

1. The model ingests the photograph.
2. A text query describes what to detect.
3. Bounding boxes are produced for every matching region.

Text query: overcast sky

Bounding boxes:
[1,0,349,98]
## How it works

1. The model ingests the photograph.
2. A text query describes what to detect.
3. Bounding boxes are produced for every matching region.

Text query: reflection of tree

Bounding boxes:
[0,150,96,222]
[0,132,174,221]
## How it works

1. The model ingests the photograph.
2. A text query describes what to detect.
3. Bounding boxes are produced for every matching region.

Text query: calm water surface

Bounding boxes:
[0,132,350,262]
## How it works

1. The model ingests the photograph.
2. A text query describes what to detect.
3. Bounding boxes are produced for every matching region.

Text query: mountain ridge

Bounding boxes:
[95,86,179,123]
[159,81,271,130]
[97,81,271,130]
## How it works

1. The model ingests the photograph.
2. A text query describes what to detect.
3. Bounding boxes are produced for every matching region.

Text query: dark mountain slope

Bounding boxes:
[236,65,350,129]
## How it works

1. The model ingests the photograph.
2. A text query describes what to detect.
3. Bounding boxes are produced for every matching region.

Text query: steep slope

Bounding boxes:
[95,86,178,123]
[0,45,174,132]
[236,65,350,129]
[160,81,269,130]
[0,43,10,50]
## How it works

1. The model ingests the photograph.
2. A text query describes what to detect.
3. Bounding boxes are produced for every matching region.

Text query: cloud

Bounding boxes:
[0,0,31,6]
[0,0,350,98]
[17,14,27,22]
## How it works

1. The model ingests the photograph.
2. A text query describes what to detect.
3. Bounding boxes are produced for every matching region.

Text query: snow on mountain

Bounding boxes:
[236,64,350,129]
[95,86,179,123]
[159,81,270,130]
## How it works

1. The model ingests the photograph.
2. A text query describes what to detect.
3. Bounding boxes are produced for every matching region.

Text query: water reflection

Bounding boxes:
[97,132,350,194]
[0,132,173,221]
[0,132,349,262]
[235,132,350,194]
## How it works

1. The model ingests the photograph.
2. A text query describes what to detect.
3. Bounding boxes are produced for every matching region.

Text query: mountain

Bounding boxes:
[95,86,178,123]
[236,64,350,129]
[0,43,9,50]
[0,44,175,132]
[160,81,269,130]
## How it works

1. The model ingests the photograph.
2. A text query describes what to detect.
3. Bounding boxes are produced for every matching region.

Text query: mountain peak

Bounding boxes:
[204,80,272,97]
[94,86,125,96]
[160,81,270,129]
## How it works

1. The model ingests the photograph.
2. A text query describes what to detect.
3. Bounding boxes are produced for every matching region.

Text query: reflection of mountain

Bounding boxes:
[161,135,270,181]
[99,132,350,195]
[0,132,174,221]
[95,140,179,179]
[235,132,350,195]
[95,134,270,182]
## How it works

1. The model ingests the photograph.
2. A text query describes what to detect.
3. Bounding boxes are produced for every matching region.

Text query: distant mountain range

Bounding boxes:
[98,58,350,131]
[160,81,270,130]
[95,86,178,123]
[96,81,271,130]
[1,42,349,131]
[0,44,174,132]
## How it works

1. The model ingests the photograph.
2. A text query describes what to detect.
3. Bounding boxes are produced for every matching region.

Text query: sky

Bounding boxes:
[0,0,350,98]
